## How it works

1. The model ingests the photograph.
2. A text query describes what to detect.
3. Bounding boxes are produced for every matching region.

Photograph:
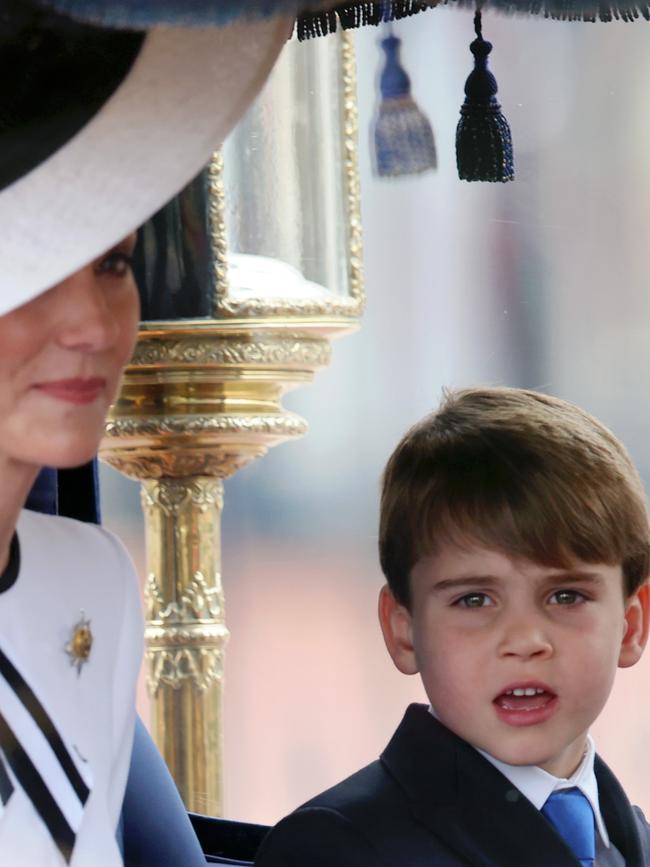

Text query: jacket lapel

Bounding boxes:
[380,704,582,867]
[596,753,649,866]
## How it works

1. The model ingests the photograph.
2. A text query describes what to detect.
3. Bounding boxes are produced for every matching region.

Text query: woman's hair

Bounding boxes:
[379,387,650,608]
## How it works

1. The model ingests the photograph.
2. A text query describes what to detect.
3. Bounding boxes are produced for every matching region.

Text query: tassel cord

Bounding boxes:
[463,9,500,106]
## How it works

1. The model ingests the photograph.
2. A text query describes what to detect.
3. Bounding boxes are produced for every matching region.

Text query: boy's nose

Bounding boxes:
[497,619,553,660]
[52,267,119,352]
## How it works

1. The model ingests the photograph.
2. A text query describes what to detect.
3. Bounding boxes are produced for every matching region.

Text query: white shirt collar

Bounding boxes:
[475,735,609,848]
[428,707,609,847]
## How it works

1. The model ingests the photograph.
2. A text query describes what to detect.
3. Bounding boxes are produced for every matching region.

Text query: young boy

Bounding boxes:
[255,387,650,866]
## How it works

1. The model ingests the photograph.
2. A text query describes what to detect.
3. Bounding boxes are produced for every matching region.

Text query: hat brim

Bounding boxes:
[0,16,292,315]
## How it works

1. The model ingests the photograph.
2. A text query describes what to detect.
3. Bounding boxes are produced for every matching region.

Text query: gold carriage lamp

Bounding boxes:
[99,31,364,816]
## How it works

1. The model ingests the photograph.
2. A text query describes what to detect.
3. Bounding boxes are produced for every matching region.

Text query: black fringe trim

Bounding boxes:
[297,2,435,40]
[483,0,650,20]
[296,0,650,37]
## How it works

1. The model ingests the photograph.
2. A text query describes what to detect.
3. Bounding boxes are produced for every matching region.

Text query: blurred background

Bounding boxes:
[100,7,650,824]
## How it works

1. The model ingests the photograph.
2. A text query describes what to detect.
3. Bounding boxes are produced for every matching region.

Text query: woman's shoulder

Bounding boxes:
[11,510,143,674]
[16,509,140,602]
[18,507,130,557]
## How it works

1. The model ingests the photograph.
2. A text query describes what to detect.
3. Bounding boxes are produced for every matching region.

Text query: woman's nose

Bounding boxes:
[52,266,119,352]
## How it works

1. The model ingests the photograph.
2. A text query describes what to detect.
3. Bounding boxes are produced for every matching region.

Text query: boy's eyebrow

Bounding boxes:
[430,571,604,594]
[539,571,604,586]
[429,576,501,594]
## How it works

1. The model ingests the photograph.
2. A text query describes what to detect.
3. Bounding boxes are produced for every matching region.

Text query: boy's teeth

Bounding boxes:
[505,687,545,696]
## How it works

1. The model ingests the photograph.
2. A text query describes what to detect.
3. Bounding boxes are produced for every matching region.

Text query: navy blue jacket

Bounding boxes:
[255,703,650,866]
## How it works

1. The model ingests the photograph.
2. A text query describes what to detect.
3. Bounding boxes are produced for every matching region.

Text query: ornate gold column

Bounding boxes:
[143,477,227,812]
[100,30,363,816]
[100,318,343,814]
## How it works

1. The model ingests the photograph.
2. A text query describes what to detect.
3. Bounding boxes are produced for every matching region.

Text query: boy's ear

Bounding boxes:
[378,584,419,675]
[619,583,650,669]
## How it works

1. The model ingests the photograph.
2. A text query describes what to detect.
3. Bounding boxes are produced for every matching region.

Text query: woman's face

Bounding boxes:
[0,234,140,469]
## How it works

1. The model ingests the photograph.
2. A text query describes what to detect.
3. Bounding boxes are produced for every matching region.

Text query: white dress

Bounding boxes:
[0,509,143,866]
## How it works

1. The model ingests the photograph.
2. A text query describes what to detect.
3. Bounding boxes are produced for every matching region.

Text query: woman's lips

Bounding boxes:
[33,377,106,405]
[493,683,558,727]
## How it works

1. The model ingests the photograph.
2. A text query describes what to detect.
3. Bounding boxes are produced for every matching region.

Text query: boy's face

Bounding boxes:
[379,541,650,778]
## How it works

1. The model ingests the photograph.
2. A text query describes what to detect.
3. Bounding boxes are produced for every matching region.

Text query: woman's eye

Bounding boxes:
[455,593,492,608]
[549,589,585,606]
[94,251,135,279]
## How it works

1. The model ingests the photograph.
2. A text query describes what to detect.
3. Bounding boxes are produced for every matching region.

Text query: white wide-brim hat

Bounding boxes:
[0,7,292,316]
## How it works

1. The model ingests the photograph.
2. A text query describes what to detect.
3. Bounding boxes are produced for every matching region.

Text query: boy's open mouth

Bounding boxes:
[494,686,556,712]
[492,684,558,725]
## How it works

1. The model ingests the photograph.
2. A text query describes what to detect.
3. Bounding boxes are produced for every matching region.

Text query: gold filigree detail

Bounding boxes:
[341,30,364,309]
[145,571,224,622]
[142,477,229,696]
[209,294,363,319]
[104,414,307,439]
[101,450,264,481]
[142,478,224,516]
[208,150,229,312]
[146,646,226,694]
[130,335,331,369]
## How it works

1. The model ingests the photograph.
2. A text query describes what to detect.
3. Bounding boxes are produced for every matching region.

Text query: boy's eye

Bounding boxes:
[94,251,135,279]
[549,589,586,605]
[455,593,493,608]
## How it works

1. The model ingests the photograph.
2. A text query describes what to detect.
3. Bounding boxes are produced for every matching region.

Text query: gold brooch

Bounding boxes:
[65,612,93,676]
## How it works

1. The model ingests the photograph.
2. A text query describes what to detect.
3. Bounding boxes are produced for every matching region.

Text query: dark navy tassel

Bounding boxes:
[373,29,436,177]
[456,10,514,183]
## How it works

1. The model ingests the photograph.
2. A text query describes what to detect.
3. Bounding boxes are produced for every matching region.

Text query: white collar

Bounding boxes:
[475,735,609,848]
[428,707,609,847]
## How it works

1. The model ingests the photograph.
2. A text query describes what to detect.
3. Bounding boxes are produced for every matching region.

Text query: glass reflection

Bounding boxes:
[134,174,211,321]
[222,32,352,300]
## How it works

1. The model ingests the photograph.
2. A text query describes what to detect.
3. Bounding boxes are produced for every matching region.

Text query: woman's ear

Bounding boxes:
[378,584,419,675]
[619,582,650,668]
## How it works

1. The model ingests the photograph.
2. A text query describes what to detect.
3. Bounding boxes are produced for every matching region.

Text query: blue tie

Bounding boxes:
[542,788,596,867]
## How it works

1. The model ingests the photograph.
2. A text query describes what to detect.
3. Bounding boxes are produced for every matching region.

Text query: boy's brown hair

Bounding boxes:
[379,387,650,608]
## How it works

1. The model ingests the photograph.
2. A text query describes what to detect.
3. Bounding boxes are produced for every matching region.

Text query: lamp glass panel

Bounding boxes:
[222,33,351,302]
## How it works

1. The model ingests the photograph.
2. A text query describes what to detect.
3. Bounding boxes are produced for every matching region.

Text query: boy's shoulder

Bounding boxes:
[594,753,650,863]
[255,704,455,866]
[290,703,440,815]
[255,704,493,867]
[256,704,650,867]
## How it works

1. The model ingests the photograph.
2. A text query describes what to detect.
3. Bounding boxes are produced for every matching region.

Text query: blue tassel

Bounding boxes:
[373,29,436,178]
[456,10,514,183]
